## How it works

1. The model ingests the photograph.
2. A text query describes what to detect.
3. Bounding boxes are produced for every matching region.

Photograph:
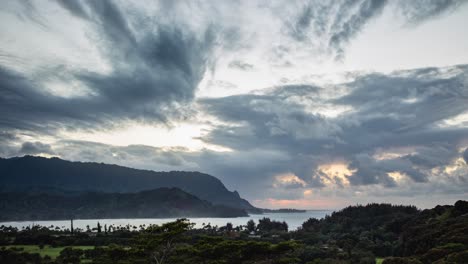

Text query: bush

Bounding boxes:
[382,257,423,264]
[446,249,468,263]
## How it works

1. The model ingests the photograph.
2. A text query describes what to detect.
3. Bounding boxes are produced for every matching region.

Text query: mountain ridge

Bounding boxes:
[0,187,248,221]
[0,155,257,211]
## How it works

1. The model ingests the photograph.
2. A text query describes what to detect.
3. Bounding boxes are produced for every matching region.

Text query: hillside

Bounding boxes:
[0,156,256,211]
[296,201,468,263]
[0,188,248,221]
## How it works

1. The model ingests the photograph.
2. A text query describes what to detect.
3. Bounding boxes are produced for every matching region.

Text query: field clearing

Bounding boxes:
[376,257,385,264]
[5,245,94,259]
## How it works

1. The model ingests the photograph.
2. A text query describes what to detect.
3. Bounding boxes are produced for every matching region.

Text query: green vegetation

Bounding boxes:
[0,156,256,211]
[5,245,94,259]
[0,200,466,264]
[0,188,247,221]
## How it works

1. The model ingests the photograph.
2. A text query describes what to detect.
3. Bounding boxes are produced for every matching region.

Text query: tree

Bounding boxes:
[136,218,194,264]
[382,257,423,264]
[246,219,256,233]
[257,218,288,233]
[301,218,320,232]
[56,247,83,264]
[226,222,233,232]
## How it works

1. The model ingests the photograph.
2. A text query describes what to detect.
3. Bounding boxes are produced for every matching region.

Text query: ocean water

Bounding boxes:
[0,210,332,231]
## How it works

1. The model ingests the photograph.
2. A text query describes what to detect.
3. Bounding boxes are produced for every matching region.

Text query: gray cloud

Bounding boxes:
[56,0,89,19]
[464,148,468,163]
[0,132,18,157]
[285,0,466,59]
[405,145,459,169]
[228,60,254,71]
[397,0,467,25]
[20,141,54,155]
[0,0,215,133]
[52,140,195,172]
[286,0,387,59]
[348,153,427,186]
[329,0,388,60]
[1,0,467,206]
[198,65,468,190]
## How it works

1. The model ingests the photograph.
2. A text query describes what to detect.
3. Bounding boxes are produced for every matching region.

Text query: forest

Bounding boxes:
[0,188,247,221]
[0,200,467,264]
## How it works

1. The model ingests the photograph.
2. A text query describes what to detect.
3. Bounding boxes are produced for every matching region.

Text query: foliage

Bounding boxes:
[0,201,466,263]
[257,217,288,233]
[0,155,256,211]
[0,188,247,221]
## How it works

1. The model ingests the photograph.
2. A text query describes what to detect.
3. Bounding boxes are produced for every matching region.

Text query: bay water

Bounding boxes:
[1,210,332,231]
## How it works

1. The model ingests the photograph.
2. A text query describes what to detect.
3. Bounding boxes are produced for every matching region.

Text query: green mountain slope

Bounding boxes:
[0,156,256,211]
[0,188,248,221]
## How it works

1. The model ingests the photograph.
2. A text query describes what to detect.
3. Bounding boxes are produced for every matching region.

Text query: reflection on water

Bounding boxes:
[0,210,331,231]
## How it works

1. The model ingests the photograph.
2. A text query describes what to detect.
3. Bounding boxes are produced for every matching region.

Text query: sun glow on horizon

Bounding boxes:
[253,198,342,210]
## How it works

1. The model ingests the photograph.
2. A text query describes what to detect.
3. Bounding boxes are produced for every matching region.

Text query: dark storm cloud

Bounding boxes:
[199,65,468,187]
[199,84,341,155]
[0,66,104,132]
[0,131,18,157]
[0,0,215,133]
[405,145,459,169]
[62,0,215,104]
[20,141,54,155]
[348,153,427,186]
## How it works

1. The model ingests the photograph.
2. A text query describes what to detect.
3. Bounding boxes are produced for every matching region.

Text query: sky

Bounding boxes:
[1,0,468,209]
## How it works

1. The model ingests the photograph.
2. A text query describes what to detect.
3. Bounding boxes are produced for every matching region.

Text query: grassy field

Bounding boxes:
[376,257,385,264]
[5,245,94,259]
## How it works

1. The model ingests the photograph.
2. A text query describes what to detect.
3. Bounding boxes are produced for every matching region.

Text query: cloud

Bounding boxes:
[0,131,18,157]
[285,0,387,59]
[396,0,467,25]
[348,153,427,187]
[284,0,467,59]
[45,140,199,173]
[228,60,254,71]
[4,62,465,202]
[55,0,89,19]
[198,65,468,193]
[273,173,308,189]
[20,141,54,155]
[328,0,388,60]
[0,0,215,133]
[1,0,467,207]
[464,148,468,163]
